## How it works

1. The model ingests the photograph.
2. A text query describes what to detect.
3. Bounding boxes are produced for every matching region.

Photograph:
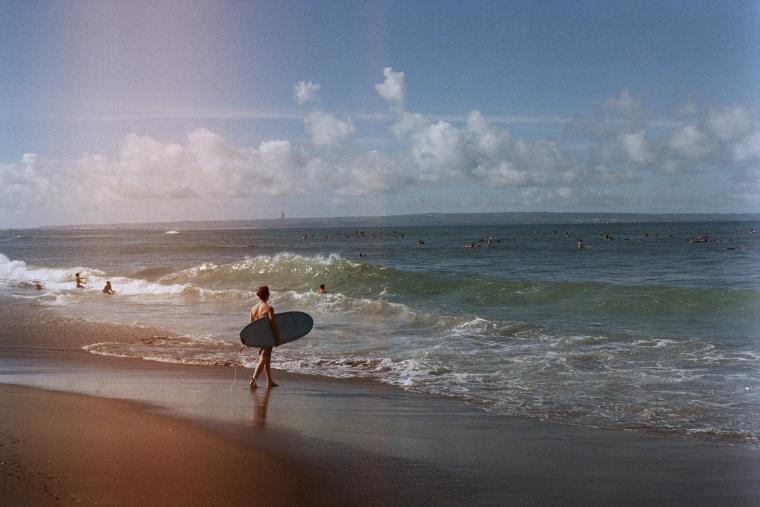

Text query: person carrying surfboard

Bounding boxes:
[249,285,281,388]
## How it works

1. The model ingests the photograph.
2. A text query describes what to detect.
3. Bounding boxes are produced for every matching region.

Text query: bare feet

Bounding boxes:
[249,377,258,389]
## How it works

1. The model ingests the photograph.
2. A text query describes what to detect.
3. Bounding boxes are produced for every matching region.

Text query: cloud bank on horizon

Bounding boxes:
[1,67,759,226]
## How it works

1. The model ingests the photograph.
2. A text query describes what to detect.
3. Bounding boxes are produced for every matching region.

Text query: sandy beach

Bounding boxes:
[0,384,317,506]
[2,302,760,506]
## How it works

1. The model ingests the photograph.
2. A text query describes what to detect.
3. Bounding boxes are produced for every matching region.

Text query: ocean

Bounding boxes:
[1,215,759,444]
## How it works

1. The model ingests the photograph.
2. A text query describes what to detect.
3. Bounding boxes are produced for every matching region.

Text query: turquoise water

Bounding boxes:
[1,218,759,442]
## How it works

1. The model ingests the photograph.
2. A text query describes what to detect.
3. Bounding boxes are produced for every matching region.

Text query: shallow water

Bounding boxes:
[1,218,759,443]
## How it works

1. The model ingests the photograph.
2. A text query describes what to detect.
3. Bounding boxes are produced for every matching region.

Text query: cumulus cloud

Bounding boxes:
[293,81,320,106]
[571,90,760,182]
[0,154,60,209]
[315,151,411,197]
[604,89,640,116]
[375,67,406,106]
[667,125,713,159]
[734,131,760,161]
[304,111,355,148]
[0,126,414,216]
[706,105,752,141]
[385,107,580,190]
[0,129,308,212]
[4,68,760,224]
[620,131,653,165]
[373,67,585,193]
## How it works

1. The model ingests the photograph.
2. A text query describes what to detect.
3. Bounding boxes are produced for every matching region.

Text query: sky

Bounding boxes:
[1,0,759,227]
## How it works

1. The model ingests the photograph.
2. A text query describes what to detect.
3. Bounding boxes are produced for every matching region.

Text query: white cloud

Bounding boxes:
[466,111,513,156]
[706,105,752,141]
[0,129,311,211]
[0,154,60,209]
[391,107,579,188]
[604,89,640,116]
[4,68,760,225]
[408,120,466,179]
[391,111,427,138]
[304,111,355,148]
[620,131,653,165]
[321,151,409,196]
[667,125,713,159]
[293,81,320,106]
[518,186,577,207]
[593,163,639,184]
[473,161,531,186]
[734,131,760,161]
[0,127,417,217]
[375,67,406,106]
[253,139,310,196]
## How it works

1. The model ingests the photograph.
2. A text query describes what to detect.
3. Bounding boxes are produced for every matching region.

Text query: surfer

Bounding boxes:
[102,281,115,295]
[249,285,281,388]
[75,272,86,288]
[318,283,328,294]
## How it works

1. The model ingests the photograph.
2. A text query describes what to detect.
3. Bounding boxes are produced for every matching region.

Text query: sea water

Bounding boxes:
[1,217,758,443]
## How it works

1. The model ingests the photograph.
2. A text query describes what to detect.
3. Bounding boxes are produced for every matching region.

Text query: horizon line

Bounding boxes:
[25,210,760,230]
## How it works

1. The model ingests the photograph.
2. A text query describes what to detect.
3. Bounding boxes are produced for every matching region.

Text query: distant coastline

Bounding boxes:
[35,211,760,231]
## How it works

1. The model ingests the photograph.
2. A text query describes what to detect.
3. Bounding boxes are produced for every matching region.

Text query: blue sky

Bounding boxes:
[1,0,759,227]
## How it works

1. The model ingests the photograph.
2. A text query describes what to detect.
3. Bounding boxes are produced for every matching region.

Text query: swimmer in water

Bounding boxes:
[318,283,328,294]
[102,281,115,295]
[75,273,86,288]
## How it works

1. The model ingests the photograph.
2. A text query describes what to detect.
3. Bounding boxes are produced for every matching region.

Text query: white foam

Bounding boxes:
[0,253,105,291]
[0,253,255,301]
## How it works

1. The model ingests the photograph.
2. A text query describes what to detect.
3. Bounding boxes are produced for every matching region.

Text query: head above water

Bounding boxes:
[256,285,270,301]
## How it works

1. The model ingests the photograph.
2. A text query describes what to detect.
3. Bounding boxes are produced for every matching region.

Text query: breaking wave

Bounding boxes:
[3,250,760,444]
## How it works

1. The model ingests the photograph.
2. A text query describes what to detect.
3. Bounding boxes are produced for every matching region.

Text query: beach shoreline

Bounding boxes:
[2,221,759,445]
[3,344,760,504]
[0,383,321,507]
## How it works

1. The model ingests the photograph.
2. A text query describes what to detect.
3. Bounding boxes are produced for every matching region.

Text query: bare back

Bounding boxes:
[250,301,273,322]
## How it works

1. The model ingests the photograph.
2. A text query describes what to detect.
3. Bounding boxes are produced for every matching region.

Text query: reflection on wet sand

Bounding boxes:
[251,388,272,429]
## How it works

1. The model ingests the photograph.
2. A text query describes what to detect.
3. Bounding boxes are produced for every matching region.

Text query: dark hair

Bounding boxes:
[319,284,325,289]
[256,285,270,300]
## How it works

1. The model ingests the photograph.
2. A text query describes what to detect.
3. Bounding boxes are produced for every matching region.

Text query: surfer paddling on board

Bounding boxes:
[249,285,281,388]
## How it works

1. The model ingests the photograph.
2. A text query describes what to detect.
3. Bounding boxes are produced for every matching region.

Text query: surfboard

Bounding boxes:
[240,311,314,348]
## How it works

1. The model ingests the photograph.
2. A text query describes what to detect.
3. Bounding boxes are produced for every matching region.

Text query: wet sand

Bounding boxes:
[2,301,760,505]
[0,384,316,506]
